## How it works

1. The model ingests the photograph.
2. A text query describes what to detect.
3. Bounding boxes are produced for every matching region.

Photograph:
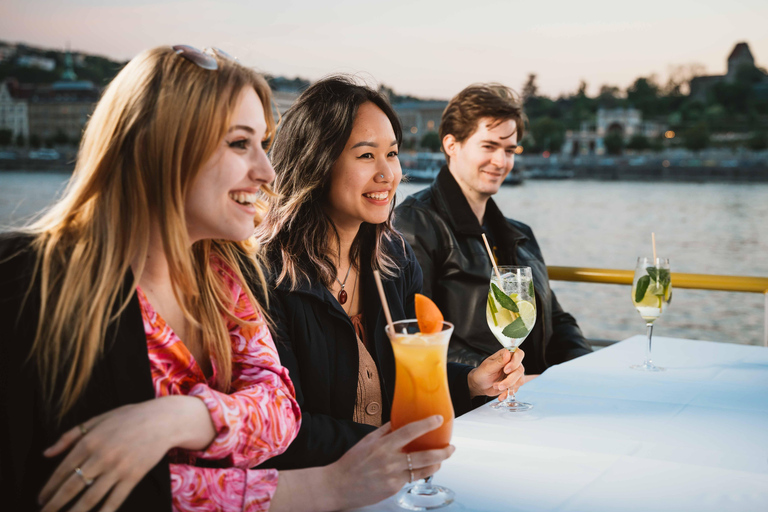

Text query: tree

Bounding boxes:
[597,85,622,109]
[420,131,441,152]
[529,117,565,153]
[683,123,710,151]
[0,128,12,146]
[52,129,69,146]
[15,133,25,147]
[626,77,660,116]
[627,134,651,151]
[604,132,624,155]
[29,134,41,149]
[747,130,768,151]
[522,73,538,104]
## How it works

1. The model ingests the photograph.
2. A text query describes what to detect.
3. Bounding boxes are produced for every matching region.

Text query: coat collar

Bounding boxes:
[432,166,528,243]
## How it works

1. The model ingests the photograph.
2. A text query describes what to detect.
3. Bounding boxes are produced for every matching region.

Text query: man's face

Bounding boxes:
[444,118,518,199]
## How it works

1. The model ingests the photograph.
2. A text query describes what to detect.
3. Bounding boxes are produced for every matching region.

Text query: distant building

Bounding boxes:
[27,51,100,142]
[0,80,29,142]
[561,108,665,156]
[393,100,447,148]
[689,42,768,100]
[16,55,56,72]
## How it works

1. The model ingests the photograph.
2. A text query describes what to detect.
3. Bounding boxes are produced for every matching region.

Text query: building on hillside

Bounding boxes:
[393,100,448,149]
[561,108,665,156]
[27,51,100,142]
[0,80,29,142]
[689,42,768,100]
[16,55,56,71]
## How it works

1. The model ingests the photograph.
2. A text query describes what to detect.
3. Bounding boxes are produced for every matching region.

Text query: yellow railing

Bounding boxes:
[547,266,768,346]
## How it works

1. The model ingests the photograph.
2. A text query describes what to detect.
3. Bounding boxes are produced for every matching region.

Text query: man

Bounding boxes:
[395,83,591,375]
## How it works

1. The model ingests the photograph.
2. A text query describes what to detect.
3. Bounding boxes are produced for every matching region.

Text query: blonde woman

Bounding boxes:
[0,47,451,512]
[257,76,526,471]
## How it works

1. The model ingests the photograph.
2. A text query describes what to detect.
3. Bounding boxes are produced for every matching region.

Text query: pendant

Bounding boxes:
[338,289,348,304]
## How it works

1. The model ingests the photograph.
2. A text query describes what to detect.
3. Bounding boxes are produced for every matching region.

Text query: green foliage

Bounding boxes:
[51,130,69,145]
[683,123,710,151]
[29,134,41,149]
[604,132,624,155]
[15,133,25,147]
[420,131,441,152]
[747,130,768,151]
[627,134,651,151]
[0,128,12,146]
[626,77,660,116]
[529,117,565,153]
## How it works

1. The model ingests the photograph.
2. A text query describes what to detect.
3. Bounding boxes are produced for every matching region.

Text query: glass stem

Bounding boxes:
[645,322,654,366]
[413,476,438,495]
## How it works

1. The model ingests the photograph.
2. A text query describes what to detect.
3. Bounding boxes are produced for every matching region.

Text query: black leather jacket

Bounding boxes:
[395,167,591,374]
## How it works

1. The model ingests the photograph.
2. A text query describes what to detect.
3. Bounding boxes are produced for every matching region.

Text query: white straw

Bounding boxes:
[373,270,395,333]
[652,232,658,262]
[482,233,502,280]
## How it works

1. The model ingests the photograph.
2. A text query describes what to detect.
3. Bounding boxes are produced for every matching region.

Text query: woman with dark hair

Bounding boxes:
[257,75,527,471]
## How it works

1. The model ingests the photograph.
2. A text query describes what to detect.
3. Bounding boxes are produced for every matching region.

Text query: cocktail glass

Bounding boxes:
[386,319,455,511]
[486,266,536,412]
[630,257,671,371]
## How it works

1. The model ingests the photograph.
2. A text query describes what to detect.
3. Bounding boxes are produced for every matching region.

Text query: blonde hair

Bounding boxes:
[22,46,276,419]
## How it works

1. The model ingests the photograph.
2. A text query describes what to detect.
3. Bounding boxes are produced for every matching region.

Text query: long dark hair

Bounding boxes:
[257,75,404,288]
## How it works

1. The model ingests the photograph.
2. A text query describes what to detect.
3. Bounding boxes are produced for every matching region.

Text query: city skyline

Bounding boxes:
[1,0,768,99]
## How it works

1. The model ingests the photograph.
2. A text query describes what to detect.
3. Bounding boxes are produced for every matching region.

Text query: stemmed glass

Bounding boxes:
[386,319,455,510]
[486,266,536,412]
[630,257,672,371]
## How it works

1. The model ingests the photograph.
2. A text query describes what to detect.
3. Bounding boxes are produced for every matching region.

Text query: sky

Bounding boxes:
[1,0,767,99]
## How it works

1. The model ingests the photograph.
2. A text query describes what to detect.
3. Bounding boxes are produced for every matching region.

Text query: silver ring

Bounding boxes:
[74,467,94,487]
[78,424,89,437]
[406,453,414,483]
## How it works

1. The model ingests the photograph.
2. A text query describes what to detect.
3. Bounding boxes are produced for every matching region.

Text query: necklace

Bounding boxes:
[335,263,353,305]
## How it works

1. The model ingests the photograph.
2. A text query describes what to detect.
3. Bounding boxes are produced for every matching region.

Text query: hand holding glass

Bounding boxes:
[486,266,536,412]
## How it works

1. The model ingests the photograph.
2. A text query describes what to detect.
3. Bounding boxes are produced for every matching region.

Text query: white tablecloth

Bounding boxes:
[353,336,768,512]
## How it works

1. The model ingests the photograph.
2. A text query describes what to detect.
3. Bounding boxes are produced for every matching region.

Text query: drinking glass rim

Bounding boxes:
[636,256,670,266]
[385,319,454,336]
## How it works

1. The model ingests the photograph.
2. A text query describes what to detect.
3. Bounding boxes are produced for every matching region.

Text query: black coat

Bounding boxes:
[258,234,478,470]
[395,167,592,374]
[0,234,172,511]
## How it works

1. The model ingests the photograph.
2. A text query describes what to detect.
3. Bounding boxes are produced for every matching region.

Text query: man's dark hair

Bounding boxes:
[439,83,527,164]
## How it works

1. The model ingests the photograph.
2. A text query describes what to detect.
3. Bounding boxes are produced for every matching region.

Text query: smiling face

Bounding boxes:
[444,117,518,200]
[324,101,402,231]
[185,87,275,243]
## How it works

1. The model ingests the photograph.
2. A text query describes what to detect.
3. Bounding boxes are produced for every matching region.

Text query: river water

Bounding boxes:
[2,171,767,346]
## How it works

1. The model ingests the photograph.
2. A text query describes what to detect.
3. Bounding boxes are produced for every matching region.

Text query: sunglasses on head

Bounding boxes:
[171,45,237,70]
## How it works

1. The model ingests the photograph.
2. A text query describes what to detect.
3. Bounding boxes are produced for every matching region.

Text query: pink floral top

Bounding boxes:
[137,267,300,512]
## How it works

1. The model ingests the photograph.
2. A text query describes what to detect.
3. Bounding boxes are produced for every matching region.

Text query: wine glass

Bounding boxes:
[386,319,455,510]
[486,266,536,412]
[630,257,671,371]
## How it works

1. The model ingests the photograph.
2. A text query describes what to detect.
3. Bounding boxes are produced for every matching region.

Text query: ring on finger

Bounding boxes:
[78,423,89,437]
[74,467,94,487]
[406,453,414,483]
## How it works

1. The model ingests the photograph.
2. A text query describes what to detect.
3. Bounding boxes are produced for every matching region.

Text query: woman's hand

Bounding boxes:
[271,416,455,512]
[467,348,526,399]
[38,395,215,512]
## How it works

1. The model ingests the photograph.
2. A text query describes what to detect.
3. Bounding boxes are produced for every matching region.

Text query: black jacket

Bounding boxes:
[258,233,477,470]
[0,234,172,511]
[394,167,591,374]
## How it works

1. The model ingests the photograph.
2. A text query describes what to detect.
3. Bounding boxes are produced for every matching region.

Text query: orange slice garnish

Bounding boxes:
[415,293,444,334]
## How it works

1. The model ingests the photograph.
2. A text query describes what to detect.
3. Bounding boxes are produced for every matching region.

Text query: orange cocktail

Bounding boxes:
[387,320,454,453]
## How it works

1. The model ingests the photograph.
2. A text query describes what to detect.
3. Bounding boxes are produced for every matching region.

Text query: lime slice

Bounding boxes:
[516,300,536,329]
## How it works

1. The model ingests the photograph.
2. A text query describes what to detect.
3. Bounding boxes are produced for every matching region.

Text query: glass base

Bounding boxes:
[397,484,455,510]
[491,399,533,412]
[630,361,665,372]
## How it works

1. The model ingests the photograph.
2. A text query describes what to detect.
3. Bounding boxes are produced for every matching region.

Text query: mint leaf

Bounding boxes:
[658,268,671,287]
[528,280,535,298]
[502,317,529,338]
[491,283,519,313]
[646,267,658,281]
[635,275,650,303]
